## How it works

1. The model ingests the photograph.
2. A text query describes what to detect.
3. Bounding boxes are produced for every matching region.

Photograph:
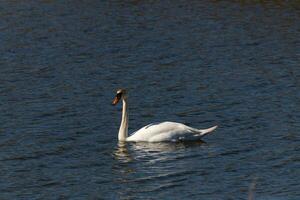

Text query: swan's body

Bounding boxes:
[112,89,217,142]
[126,121,217,142]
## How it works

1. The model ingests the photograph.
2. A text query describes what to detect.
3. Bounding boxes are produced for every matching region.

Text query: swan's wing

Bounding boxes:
[127,122,218,142]
[126,122,192,142]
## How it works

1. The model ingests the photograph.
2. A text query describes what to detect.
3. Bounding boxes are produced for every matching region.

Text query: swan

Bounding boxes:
[112,89,218,142]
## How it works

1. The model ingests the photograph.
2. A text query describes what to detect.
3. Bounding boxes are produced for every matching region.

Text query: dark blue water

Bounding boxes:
[0,1,299,199]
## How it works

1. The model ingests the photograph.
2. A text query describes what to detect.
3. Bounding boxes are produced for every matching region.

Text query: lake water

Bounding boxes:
[0,1,299,199]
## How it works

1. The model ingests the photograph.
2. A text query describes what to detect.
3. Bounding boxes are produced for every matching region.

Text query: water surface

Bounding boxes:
[0,1,299,199]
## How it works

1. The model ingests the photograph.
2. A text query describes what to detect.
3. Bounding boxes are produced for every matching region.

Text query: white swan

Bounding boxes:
[112,89,218,142]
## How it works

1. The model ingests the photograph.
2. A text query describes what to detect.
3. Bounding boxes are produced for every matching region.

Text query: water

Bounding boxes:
[0,0,299,199]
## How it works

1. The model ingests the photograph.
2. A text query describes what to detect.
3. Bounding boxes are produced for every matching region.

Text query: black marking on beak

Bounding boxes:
[112,93,122,105]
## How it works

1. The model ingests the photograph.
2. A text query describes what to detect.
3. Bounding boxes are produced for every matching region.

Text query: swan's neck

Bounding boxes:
[118,99,128,141]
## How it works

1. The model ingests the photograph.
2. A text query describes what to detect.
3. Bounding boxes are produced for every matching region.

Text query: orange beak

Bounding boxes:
[112,94,121,105]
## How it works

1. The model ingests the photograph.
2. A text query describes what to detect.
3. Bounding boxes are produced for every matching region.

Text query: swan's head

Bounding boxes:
[112,89,127,105]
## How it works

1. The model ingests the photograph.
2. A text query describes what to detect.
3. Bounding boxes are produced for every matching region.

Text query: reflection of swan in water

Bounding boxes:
[130,140,207,153]
[112,89,218,142]
[113,140,207,165]
[113,142,133,163]
[112,141,210,199]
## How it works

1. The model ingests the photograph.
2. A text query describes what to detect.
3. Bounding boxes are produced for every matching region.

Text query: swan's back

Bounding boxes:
[126,121,199,142]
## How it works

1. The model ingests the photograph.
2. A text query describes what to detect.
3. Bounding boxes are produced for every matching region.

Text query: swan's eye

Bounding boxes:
[116,93,122,98]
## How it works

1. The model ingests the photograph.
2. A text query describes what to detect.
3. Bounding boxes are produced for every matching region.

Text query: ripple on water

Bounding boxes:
[0,0,299,199]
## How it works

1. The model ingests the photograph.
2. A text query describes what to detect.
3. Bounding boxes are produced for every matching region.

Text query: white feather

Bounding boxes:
[126,122,217,142]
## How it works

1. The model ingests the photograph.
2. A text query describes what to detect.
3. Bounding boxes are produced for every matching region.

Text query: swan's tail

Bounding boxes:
[190,125,218,137]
